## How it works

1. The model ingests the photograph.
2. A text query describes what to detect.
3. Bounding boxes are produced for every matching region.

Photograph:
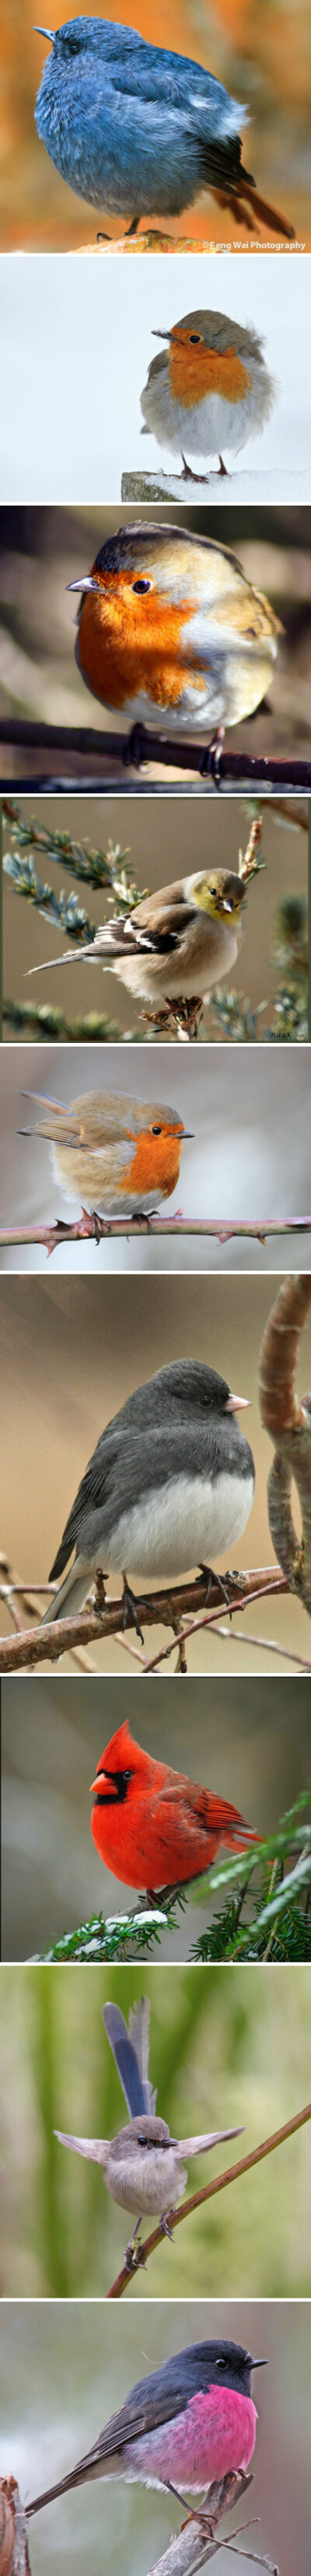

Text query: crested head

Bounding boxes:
[187,870,245,921]
[92,1720,149,1791]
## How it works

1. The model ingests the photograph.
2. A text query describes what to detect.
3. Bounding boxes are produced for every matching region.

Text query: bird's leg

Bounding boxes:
[159,2210,175,2240]
[123,721,148,769]
[141,1005,172,1034]
[125,214,139,235]
[199,726,225,784]
[121,1573,145,1643]
[96,229,111,242]
[166,2480,215,2528]
[195,1562,237,1608]
[180,455,211,485]
[145,1879,187,1907]
[166,995,204,1041]
[217,456,229,476]
[124,2217,147,2273]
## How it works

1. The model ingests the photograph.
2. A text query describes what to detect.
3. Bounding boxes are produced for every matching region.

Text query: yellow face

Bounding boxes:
[191,870,245,922]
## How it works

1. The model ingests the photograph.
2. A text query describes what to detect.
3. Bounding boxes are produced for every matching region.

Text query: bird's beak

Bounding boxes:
[181,1130,194,1139]
[33,26,54,38]
[250,2359,268,2370]
[67,576,96,594]
[152,330,171,341]
[225,1391,250,1412]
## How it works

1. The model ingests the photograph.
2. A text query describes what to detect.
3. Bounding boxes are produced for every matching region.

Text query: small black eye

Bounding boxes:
[132,579,152,594]
[189,334,201,344]
[152,1125,162,1135]
[138,2133,148,2147]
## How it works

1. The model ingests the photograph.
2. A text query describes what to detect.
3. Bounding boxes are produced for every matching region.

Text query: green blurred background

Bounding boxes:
[0,2300,309,2576]
[0,1962,310,2297]
[2,1673,311,1958]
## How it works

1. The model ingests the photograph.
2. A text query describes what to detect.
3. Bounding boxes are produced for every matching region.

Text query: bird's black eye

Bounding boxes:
[138,2133,148,2147]
[132,579,152,594]
[152,1125,162,1135]
[189,334,202,344]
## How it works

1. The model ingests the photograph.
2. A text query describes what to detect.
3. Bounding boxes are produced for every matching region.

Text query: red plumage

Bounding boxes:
[90,1720,260,1896]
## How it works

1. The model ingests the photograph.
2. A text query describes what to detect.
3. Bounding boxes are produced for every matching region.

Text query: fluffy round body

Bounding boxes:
[90,1719,259,1892]
[71,523,281,734]
[37,869,246,1008]
[27,1087,186,1216]
[41,1358,256,1626]
[105,2119,187,2216]
[34,19,249,222]
[28,2339,260,2516]
[141,307,275,466]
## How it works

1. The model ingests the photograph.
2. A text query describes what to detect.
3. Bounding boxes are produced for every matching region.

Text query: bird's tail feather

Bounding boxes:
[237,177,295,240]
[128,1997,156,2113]
[103,2001,152,2116]
[40,1559,92,1629]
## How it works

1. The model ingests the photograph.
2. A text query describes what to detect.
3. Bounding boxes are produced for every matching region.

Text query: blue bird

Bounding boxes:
[34,17,295,240]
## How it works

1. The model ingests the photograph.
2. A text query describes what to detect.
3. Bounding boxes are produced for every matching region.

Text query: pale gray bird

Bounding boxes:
[55,1998,243,2267]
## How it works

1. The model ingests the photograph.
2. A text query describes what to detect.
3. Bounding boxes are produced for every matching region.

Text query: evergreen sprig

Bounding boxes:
[36,1792,311,1964]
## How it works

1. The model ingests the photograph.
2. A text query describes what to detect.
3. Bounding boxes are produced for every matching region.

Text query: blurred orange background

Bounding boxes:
[0,0,309,247]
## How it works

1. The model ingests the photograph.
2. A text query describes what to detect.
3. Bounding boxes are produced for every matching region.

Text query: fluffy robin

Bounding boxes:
[27,2336,267,2517]
[40,1356,255,1633]
[90,1721,260,1901]
[141,307,276,483]
[27,868,246,1017]
[66,524,281,737]
[34,19,294,240]
[19,1087,190,1219]
[55,1995,243,2265]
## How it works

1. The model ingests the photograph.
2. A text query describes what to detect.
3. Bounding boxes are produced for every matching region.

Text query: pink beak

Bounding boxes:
[225,1391,250,1412]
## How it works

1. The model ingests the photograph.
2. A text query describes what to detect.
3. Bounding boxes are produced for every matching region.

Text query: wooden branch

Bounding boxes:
[0,2481,31,2576]
[146,2473,254,2576]
[107,2096,311,2298]
[0,1564,288,1674]
[1,719,310,787]
[0,1216,310,1256]
[259,1276,311,1612]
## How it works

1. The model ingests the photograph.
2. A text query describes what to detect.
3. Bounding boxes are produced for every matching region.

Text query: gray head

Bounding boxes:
[109,2116,175,2162]
[152,308,264,361]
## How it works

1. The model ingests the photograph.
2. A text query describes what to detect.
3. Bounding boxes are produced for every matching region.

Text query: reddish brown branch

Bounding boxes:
[0,1217,310,1256]
[259,1276,311,1612]
[0,1565,288,1673]
[0,2481,31,2576]
[107,2097,311,2298]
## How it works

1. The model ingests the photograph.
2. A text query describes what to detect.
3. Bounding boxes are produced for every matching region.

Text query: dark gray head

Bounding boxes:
[166,2339,267,2402]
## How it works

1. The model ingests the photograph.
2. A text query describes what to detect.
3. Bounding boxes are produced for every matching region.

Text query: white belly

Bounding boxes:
[105,1468,254,1580]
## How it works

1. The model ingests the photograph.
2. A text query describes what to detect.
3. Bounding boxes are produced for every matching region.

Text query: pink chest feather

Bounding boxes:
[127,2386,257,2488]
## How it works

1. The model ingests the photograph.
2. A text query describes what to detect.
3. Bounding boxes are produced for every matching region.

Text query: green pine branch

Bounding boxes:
[35,1791,311,1964]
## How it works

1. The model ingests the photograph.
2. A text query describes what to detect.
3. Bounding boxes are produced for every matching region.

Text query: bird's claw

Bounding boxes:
[124,2237,147,2272]
[121,1576,145,1642]
[199,727,225,784]
[123,722,148,769]
[159,2211,175,2241]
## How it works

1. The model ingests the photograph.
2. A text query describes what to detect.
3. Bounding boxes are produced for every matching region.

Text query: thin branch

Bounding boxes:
[1,1216,310,1257]
[259,1276,311,1612]
[207,1622,311,1671]
[107,2095,311,2298]
[140,1577,286,1675]
[1,719,311,786]
[146,2473,255,2576]
[0,1564,288,1674]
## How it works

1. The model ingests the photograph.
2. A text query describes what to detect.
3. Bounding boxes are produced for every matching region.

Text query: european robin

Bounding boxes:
[30,870,246,1014]
[34,19,295,240]
[40,1356,255,1631]
[67,523,281,736]
[141,307,276,482]
[55,1994,243,2265]
[19,1087,190,1217]
[27,2340,266,2519]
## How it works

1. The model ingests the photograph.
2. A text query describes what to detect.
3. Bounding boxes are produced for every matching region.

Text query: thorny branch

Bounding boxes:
[107,2097,311,2297]
[0,1216,310,1255]
[0,1566,288,1675]
[259,1275,311,1614]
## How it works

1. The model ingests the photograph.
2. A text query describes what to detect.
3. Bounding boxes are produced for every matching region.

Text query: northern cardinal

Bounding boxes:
[90,1720,260,1899]
[27,2337,267,2520]
[55,1997,243,2268]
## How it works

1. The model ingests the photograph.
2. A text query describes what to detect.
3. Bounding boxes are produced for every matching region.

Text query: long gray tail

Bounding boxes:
[40,1559,93,1629]
[27,943,103,975]
[103,1999,156,2116]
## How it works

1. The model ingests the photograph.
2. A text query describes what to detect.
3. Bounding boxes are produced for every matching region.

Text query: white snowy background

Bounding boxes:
[1,250,309,501]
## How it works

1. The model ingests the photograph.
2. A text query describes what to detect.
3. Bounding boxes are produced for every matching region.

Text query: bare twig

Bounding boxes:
[0,1565,288,1674]
[0,2480,31,2575]
[259,1275,311,1612]
[106,2095,311,2297]
[0,1216,310,1256]
[1,719,310,787]
[146,2474,254,2576]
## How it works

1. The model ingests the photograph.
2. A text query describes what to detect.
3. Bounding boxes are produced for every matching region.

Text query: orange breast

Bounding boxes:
[121,1130,183,1199]
[79,571,204,711]
[169,337,253,411]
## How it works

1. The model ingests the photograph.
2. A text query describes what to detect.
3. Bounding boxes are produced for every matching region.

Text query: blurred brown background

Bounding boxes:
[0,507,310,779]
[1,1270,311,1670]
[0,2300,309,2574]
[0,1042,311,1275]
[3,793,308,1037]
[2,1672,310,1956]
[0,0,309,245]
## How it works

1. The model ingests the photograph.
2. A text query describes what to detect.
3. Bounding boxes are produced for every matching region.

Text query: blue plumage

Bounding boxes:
[34,16,250,223]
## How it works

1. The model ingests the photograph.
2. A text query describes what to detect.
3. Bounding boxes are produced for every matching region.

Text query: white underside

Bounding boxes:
[84,2457,212,2490]
[141,366,275,464]
[95,1467,255,1580]
[111,919,241,1003]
